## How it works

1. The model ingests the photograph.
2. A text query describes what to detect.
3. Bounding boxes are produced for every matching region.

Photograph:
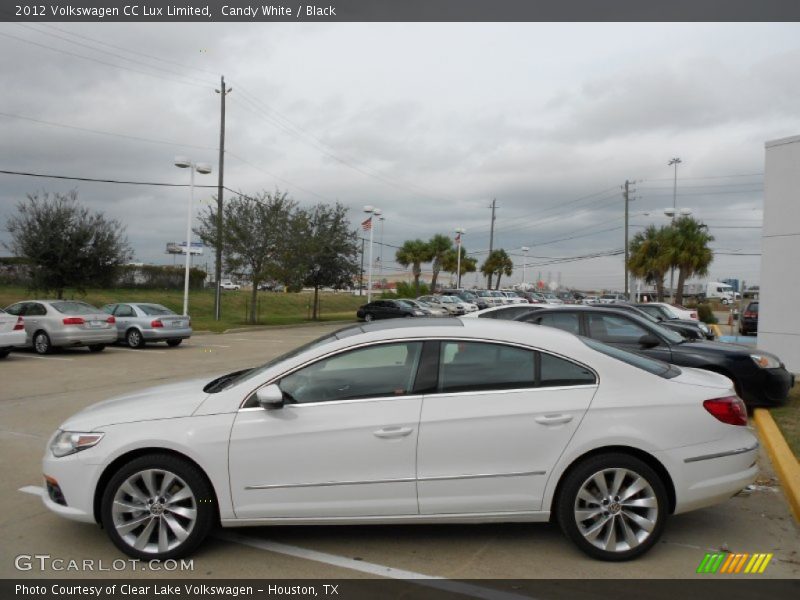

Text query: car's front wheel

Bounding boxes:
[556,453,668,561]
[126,328,145,349]
[101,454,216,560]
[364,313,374,322]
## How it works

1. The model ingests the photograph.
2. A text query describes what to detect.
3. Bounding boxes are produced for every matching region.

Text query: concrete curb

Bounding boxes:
[753,408,800,523]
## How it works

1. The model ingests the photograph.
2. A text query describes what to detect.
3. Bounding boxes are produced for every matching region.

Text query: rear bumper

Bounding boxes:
[141,327,193,341]
[50,329,117,347]
[0,329,27,348]
[739,318,758,333]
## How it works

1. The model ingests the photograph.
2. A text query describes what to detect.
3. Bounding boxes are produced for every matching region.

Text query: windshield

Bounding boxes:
[208,330,343,392]
[581,337,681,379]
[51,301,99,315]
[138,304,176,316]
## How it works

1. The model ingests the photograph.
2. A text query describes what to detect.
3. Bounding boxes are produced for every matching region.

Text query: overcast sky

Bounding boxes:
[2,22,798,290]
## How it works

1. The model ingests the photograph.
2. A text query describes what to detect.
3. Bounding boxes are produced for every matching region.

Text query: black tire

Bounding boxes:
[364,313,374,322]
[88,344,106,353]
[0,348,10,359]
[556,453,668,561]
[101,453,216,560]
[166,339,182,347]
[126,328,145,349]
[33,330,51,355]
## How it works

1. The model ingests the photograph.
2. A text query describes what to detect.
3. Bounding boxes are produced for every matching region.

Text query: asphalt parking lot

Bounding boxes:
[1,323,798,582]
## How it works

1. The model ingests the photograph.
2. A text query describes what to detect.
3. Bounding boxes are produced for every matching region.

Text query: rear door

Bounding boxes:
[416,340,597,514]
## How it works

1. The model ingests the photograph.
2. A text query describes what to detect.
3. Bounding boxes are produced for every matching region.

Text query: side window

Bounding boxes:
[587,314,648,344]
[540,353,596,387]
[5,303,25,316]
[27,303,47,316]
[534,312,580,335]
[278,342,423,404]
[102,304,116,314]
[115,305,136,317]
[439,341,535,393]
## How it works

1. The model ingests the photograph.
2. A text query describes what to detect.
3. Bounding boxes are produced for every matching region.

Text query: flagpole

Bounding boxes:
[455,227,465,289]
[364,206,379,303]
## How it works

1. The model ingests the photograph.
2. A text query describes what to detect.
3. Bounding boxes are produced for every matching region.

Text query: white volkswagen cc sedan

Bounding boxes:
[42,318,757,561]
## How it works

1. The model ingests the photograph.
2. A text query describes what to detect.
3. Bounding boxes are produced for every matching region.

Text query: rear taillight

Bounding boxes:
[151,319,163,328]
[13,316,24,330]
[703,396,747,426]
[690,312,697,319]
[744,311,756,319]
[106,316,116,324]
[62,317,85,325]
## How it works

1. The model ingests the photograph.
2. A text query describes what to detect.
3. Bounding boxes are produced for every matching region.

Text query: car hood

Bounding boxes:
[673,339,779,360]
[60,377,210,431]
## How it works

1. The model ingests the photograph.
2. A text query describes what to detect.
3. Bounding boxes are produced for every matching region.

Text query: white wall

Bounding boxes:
[761,135,800,373]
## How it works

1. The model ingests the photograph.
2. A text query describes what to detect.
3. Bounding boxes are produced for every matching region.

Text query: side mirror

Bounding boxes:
[638,333,661,348]
[256,384,285,409]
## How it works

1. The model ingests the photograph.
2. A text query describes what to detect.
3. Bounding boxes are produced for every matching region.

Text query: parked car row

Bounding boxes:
[1,299,192,356]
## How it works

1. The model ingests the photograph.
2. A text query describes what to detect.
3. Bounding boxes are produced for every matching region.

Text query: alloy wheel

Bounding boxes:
[127,330,142,348]
[573,468,658,553]
[111,469,198,554]
[34,332,50,354]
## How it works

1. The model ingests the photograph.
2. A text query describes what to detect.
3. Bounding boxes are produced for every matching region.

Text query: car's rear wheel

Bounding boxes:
[101,454,215,560]
[557,453,667,561]
[166,339,182,347]
[33,331,51,355]
[364,313,374,322]
[126,328,145,349]
[88,344,106,352]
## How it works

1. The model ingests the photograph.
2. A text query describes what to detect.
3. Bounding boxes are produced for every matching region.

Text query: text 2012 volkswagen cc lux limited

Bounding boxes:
[42,319,758,561]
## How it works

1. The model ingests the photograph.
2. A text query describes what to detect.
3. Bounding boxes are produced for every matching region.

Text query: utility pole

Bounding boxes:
[624,180,630,300]
[214,76,232,321]
[487,198,496,288]
[668,157,682,301]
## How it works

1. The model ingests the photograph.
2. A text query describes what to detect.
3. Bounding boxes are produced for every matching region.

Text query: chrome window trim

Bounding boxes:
[239,336,599,409]
[684,442,759,463]
[245,469,547,491]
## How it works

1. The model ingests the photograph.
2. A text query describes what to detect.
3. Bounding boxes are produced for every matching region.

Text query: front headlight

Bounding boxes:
[698,322,709,333]
[750,354,780,369]
[413,310,424,316]
[50,430,104,457]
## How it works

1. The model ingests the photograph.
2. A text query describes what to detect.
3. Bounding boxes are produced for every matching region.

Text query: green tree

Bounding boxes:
[5,190,132,298]
[427,234,453,291]
[442,246,477,285]
[481,249,514,289]
[196,189,296,324]
[395,239,430,296]
[668,216,715,305]
[628,225,672,301]
[297,202,360,320]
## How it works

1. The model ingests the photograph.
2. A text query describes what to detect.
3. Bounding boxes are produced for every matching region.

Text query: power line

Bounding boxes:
[0,168,219,188]
[0,111,217,151]
[226,152,333,202]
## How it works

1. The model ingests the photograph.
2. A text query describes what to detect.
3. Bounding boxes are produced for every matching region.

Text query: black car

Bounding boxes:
[608,303,714,341]
[634,303,715,340]
[356,299,424,322]
[740,302,759,335]
[514,306,793,407]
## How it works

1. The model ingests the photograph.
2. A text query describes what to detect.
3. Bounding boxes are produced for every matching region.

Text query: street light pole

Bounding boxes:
[378,214,385,282]
[364,206,380,302]
[175,156,212,317]
[455,227,465,288]
[521,246,529,286]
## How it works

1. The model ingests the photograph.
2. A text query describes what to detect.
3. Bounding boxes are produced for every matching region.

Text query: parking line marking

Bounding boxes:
[11,354,74,361]
[19,486,43,496]
[217,532,534,600]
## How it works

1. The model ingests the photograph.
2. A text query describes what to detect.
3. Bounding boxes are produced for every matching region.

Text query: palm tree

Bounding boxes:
[395,239,430,296]
[427,234,453,291]
[481,249,514,290]
[628,225,672,301]
[442,246,477,285]
[668,216,715,304]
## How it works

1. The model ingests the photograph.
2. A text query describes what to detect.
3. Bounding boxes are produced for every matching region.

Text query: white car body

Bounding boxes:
[647,302,698,321]
[500,291,527,305]
[220,281,240,291]
[42,318,757,560]
[0,309,26,354]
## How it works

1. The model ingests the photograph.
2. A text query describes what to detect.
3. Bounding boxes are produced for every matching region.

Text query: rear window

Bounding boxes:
[138,304,175,316]
[51,301,98,315]
[581,337,681,379]
[747,302,759,312]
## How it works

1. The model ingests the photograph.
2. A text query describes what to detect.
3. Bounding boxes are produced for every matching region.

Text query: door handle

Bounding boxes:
[373,426,413,439]
[535,414,573,425]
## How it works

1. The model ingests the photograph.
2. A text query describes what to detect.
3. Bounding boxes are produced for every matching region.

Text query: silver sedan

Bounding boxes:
[4,300,117,354]
[102,303,192,348]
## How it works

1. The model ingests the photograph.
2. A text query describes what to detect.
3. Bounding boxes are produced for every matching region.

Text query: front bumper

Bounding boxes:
[741,367,794,406]
[42,448,104,524]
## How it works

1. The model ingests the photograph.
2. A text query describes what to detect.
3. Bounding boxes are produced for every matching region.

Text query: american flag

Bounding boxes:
[361,217,372,231]
[454,232,461,243]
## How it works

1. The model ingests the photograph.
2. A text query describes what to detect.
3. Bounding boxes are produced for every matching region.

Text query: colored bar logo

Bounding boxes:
[696,552,773,574]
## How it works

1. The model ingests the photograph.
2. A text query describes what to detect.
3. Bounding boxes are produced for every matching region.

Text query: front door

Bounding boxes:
[229,341,424,519]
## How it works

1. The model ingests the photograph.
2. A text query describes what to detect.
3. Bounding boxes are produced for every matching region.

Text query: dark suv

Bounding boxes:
[740,302,759,335]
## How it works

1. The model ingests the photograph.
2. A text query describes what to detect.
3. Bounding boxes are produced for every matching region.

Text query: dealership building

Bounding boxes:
[761,135,800,372]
